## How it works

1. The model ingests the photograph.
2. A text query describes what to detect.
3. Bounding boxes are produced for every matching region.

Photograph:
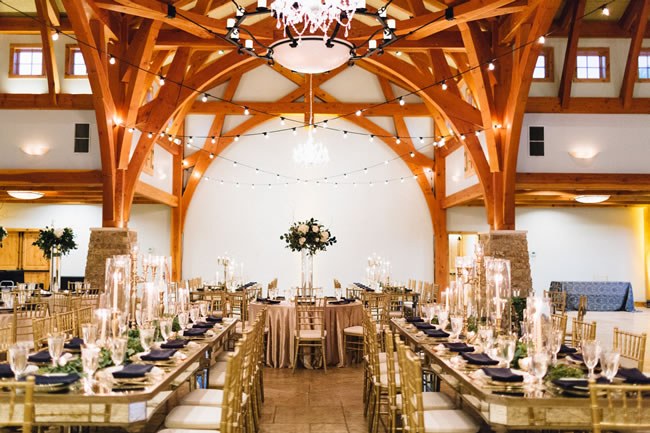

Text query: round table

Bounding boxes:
[249,299,363,368]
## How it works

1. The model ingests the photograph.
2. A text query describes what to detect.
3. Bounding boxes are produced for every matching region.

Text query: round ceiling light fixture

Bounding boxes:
[270,38,354,74]
[7,191,44,200]
[574,194,610,204]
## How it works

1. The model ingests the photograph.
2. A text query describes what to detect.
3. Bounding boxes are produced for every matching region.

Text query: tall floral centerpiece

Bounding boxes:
[280,218,336,289]
[0,226,7,248]
[33,227,78,291]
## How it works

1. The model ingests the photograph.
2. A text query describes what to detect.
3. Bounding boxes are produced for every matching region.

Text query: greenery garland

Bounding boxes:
[32,226,78,259]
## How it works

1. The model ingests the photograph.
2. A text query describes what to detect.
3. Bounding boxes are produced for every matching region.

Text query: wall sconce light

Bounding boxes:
[7,191,44,200]
[574,195,610,204]
[568,149,599,167]
[20,144,50,156]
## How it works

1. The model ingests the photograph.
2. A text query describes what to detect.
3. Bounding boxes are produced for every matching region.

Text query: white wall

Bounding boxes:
[0,203,170,276]
[182,118,434,292]
[447,206,646,301]
[0,110,100,169]
[518,113,650,173]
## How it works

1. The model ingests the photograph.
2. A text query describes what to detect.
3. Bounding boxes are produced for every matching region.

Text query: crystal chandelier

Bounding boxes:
[293,75,329,166]
[270,0,366,39]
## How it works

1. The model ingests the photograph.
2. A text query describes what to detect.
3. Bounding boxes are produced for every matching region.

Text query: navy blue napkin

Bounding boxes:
[160,338,188,349]
[617,368,650,384]
[559,344,577,354]
[206,315,223,323]
[414,323,436,330]
[444,342,475,353]
[482,367,524,382]
[28,350,51,363]
[328,300,351,305]
[192,322,214,329]
[31,373,80,385]
[275,296,286,300]
[140,349,176,361]
[461,352,498,365]
[183,327,208,337]
[424,329,450,338]
[0,363,13,378]
[64,337,84,350]
[406,317,424,323]
[552,377,607,389]
[112,364,154,378]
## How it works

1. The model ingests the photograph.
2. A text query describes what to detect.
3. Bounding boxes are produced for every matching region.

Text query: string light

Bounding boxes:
[159,75,165,86]
[460,134,466,140]
[263,132,269,139]
[127,127,134,133]
[355,109,362,116]
[109,55,116,65]
[419,137,424,144]
[399,97,405,106]
[147,132,153,139]
[487,61,495,71]
[601,5,610,16]
[51,30,59,41]
[209,153,214,159]
[280,117,286,125]
[292,128,297,136]
[188,136,193,143]
[410,151,415,158]
[538,35,545,44]
[343,131,348,139]
[323,120,328,128]
[201,93,208,103]
[395,137,401,144]
[234,135,240,142]
[441,80,448,91]
[369,135,374,142]
[211,136,216,144]
[243,106,250,115]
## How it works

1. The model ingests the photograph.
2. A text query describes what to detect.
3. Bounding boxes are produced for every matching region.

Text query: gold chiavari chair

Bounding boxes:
[295,286,316,298]
[292,297,327,372]
[229,292,248,323]
[0,376,35,432]
[577,295,588,321]
[56,311,76,336]
[613,327,647,371]
[346,285,363,300]
[571,318,597,348]
[590,382,650,433]
[32,316,55,349]
[205,291,228,318]
[12,297,49,344]
[0,324,12,358]
[544,289,567,315]
[71,293,99,310]
[74,306,93,336]
[383,329,400,433]
[399,340,480,433]
[551,313,568,342]
[51,293,72,314]
[363,292,388,329]
[387,292,405,319]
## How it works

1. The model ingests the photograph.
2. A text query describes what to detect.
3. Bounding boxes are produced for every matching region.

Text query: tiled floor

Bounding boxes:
[260,365,367,433]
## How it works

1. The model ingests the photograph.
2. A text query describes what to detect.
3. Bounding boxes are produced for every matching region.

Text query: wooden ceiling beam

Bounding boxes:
[35,0,61,105]
[620,0,650,109]
[0,93,94,109]
[0,170,103,186]
[442,183,483,208]
[0,17,72,33]
[526,96,650,113]
[558,0,586,108]
[498,0,542,44]
[189,101,430,116]
[516,172,650,192]
[134,180,178,206]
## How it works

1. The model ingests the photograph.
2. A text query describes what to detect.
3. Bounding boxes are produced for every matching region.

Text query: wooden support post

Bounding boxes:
[171,136,184,281]
[433,149,449,288]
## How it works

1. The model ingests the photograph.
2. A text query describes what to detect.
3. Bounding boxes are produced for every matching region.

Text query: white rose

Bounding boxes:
[54,228,64,238]
[321,231,330,241]
[299,237,306,245]
[298,224,309,234]
[312,225,320,233]
[316,238,320,242]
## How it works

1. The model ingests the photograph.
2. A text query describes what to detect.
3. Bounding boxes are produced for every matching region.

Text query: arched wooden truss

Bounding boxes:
[2,0,570,281]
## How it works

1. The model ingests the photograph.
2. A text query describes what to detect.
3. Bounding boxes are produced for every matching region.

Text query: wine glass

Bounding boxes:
[8,344,28,380]
[177,311,189,332]
[496,334,517,368]
[81,344,101,391]
[581,339,602,379]
[198,301,208,322]
[550,329,563,365]
[529,350,549,390]
[47,332,66,367]
[139,325,155,353]
[159,318,173,341]
[450,315,463,342]
[478,325,494,350]
[437,310,449,331]
[82,323,98,346]
[110,337,127,367]
[600,349,620,382]
[189,305,199,325]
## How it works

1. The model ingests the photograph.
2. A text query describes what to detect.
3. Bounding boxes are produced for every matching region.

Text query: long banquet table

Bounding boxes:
[549,281,635,312]
[249,299,363,368]
[390,318,649,431]
[0,319,237,431]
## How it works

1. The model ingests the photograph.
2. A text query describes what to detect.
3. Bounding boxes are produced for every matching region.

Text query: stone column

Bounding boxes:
[84,228,137,291]
[479,230,533,297]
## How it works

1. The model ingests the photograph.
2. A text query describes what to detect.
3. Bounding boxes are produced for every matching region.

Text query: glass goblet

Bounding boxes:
[110,337,127,367]
[189,306,199,324]
[177,311,189,332]
[478,325,494,350]
[198,301,208,321]
[81,344,101,390]
[139,325,155,353]
[437,310,449,331]
[8,344,28,380]
[496,334,517,368]
[600,349,620,382]
[550,329,563,365]
[581,340,602,379]
[159,318,173,341]
[529,350,549,390]
[450,316,463,342]
[82,323,98,346]
[47,333,66,367]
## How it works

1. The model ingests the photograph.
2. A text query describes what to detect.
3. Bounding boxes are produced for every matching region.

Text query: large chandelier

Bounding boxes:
[294,75,329,166]
[224,0,399,73]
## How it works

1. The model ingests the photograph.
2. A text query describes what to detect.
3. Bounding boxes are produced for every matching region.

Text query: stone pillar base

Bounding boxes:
[479,230,533,297]
[85,228,137,291]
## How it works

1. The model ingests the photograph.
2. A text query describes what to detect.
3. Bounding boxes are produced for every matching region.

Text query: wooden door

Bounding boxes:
[0,231,20,270]
[23,231,49,271]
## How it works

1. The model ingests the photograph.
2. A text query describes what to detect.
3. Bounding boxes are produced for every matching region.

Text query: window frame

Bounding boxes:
[574,47,610,83]
[9,44,45,78]
[637,48,650,82]
[532,46,554,82]
[64,45,87,78]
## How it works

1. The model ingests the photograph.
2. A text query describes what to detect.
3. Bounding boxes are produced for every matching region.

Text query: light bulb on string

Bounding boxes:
[201,94,208,103]
[602,5,610,16]
[233,161,237,167]
[127,127,134,133]
[220,180,224,185]
[419,137,424,144]
[109,55,116,65]
[399,97,405,106]
[211,136,216,144]
[280,117,286,125]
[487,61,495,71]
[147,132,153,139]
[369,135,374,142]
[441,80,448,91]
[395,137,401,144]
[460,134,466,140]
[292,128,297,136]
[51,30,59,41]
[188,136,193,143]
[243,106,250,115]
[384,160,389,165]
[159,75,165,86]
[364,168,368,174]
[356,109,362,116]
[209,153,214,159]
[234,135,240,142]
[410,151,415,158]
[322,120,328,128]
[263,132,269,139]
[538,35,546,44]
[343,131,348,139]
